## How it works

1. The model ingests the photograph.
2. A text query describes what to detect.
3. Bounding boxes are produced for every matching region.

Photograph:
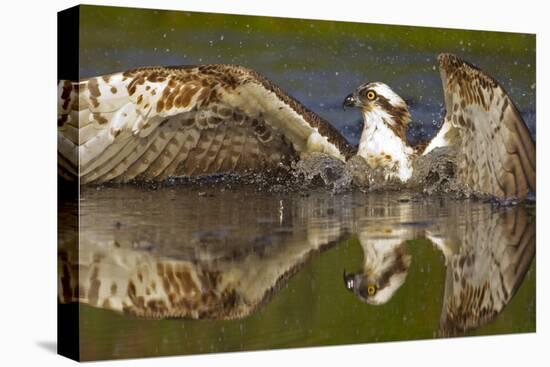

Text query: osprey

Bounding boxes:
[58,53,535,200]
[343,53,536,200]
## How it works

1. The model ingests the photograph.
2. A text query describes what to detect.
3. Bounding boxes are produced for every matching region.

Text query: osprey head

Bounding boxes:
[343,82,411,138]
[343,242,411,305]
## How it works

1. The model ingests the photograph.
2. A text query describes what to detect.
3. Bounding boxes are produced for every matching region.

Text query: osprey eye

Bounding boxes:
[366,90,377,100]
[367,284,377,296]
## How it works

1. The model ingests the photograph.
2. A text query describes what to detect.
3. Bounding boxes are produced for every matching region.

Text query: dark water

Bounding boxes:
[59,186,535,360]
[62,6,536,361]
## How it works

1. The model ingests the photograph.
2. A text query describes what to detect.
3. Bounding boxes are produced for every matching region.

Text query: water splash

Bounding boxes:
[95,147,501,201]
[292,153,351,193]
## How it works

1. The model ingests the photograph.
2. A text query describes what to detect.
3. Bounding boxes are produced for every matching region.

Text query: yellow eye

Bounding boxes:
[367,284,377,296]
[366,90,376,100]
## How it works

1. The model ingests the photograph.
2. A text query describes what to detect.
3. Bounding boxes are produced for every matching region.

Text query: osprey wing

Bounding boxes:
[58,65,353,184]
[435,53,535,200]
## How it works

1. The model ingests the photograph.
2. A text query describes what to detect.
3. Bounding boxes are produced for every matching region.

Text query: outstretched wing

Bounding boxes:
[437,206,535,336]
[58,189,350,319]
[435,53,535,200]
[58,65,354,184]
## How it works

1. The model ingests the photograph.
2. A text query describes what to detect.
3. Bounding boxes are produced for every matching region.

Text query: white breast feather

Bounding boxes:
[358,108,413,181]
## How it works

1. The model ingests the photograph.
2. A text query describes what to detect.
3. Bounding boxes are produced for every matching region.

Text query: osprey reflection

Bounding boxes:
[59,187,534,336]
[343,201,535,336]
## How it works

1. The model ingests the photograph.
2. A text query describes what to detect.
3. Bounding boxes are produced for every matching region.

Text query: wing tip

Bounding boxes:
[437,52,476,77]
[437,52,498,88]
[437,53,464,70]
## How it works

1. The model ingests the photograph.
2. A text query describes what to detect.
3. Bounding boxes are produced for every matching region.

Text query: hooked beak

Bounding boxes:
[343,94,357,109]
[343,269,356,291]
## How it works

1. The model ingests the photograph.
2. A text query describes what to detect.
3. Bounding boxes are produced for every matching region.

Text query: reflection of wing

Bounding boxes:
[58,65,354,184]
[58,191,350,319]
[60,243,265,319]
[436,206,535,335]
[434,53,535,200]
[58,236,349,320]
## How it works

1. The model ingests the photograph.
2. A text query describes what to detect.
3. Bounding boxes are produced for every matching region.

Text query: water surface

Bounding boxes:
[59,186,535,360]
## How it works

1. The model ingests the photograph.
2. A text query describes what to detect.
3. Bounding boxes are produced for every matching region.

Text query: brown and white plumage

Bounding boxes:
[344,204,417,305]
[343,199,535,333]
[58,187,350,319]
[344,236,412,306]
[58,65,355,184]
[58,235,348,320]
[59,187,534,324]
[344,53,536,200]
[438,54,535,200]
[428,205,535,336]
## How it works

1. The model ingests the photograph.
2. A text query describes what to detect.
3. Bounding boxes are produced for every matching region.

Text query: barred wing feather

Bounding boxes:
[57,65,354,184]
[437,53,536,200]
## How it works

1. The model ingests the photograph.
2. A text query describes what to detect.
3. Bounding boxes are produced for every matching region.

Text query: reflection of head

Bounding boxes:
[344,241,411,305]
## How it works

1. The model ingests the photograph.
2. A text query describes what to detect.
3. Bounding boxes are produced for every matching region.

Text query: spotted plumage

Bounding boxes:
[57,191,350,319]
[344,236,412,305]
[343,202,420,305]
[58,243,248,319]
[58,234,350,319]
[344,201,534,335]
[428,205,535,335]
[344,53,536,200]
[58,65,355,184]
[59,187,533,326]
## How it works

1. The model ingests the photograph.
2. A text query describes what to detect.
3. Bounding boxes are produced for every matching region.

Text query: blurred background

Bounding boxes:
[79,5,536,146]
